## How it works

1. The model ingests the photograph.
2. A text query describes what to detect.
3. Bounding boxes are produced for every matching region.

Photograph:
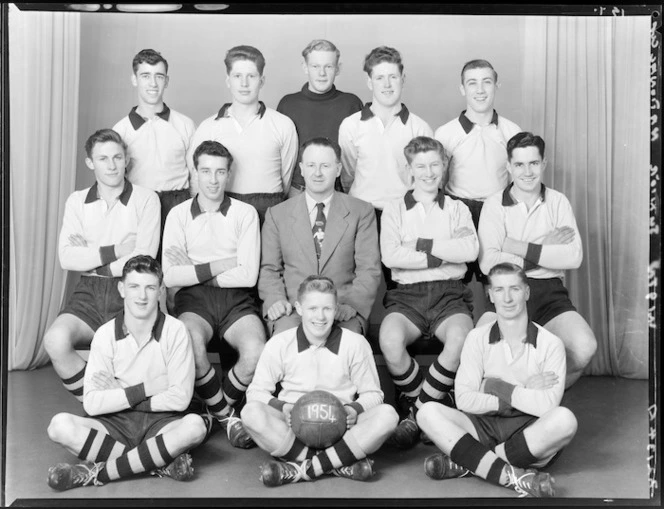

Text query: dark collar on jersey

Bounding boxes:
[128,104,171,130]
[85,179,133,206]
[296,324,342,354]
[190,194,231,219]
[489,320,539,347]
[458,109,499,134]
[215,101,267,120]
[501,182,547,206]
[360,102,410,124]
[404,189,445,210]
[114,310,166,342]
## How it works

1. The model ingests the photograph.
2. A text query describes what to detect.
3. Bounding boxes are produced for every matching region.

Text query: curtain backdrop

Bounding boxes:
[522,16,650,379]
[8,5,80,370]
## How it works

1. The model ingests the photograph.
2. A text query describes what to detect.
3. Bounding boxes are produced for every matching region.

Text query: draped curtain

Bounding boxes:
[522,16,650,379]
[8,5,80,370]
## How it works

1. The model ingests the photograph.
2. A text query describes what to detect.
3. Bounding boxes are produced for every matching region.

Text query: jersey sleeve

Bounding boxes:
[429,201,479,263]
[478,196,524,275]
[338,117,357,193]
[380,200,432,270]
[214,205,260,288]
[58,193,105,272]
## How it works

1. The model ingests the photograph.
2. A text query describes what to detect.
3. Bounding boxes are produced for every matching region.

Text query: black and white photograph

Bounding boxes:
[1,3,660,506]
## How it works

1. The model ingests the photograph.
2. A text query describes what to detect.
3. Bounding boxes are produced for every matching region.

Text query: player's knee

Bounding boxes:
[240,401,265,433]
[443,327,469,355]
[374,404,399,432]
[43,327,74,359]
[378,329,407,359]
[415,401,440,429]
[183,414,208,445]
[552,407,578,442]
[47,413,73,443]
[238,337,265,367]
[577,332,598,366]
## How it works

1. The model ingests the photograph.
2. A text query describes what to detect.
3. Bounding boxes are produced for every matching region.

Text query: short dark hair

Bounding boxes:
[297,275,337,302]
[122,255,163,284]
[302,39,340,62]
[300,137,342,163]
[363,46,403,76]
[487,262,529,287]
[192,140,234,170]
[224,45,266,75]
[84,129,127,159]
[132,48,168,74]
[506,132,546,160]
[460,59,497,84]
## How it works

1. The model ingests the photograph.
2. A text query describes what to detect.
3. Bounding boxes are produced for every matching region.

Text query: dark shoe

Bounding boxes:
[219,408,256,449]
[260,459,312,487]
[424,453,470,480]
[151,453,194,481]
[505,465,556,497]
[386,409,419,449]
[47,461,104,491]
[331,458,375,481]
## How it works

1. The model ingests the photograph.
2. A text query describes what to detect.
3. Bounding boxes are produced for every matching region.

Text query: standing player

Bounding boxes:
[187,45,298,225]
[434,59,521,291]
[46,255,208,491]
[112,49,196,257]
[379,136,478,449]
[417,263,577,498]
[242,276,399,486]
[277,39,363,197]
[162,140,266,449]
[43,129,160,403]
[477,132,597,388]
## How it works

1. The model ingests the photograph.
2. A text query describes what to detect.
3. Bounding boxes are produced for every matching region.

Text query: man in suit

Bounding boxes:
[259,137,381,336]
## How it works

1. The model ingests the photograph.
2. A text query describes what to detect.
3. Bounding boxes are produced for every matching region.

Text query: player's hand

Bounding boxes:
[335,304,357,323]
[144,374,169,396]
[114,238,136,258]
[345,406,358,429]
[525,372,559,389]
[164,246,193,266]
[282,403,294,427]
[89,371,121,391]
[267,300,293,321]
[452,227,474,239]
[69,234,88,247]
[542,227,575,245]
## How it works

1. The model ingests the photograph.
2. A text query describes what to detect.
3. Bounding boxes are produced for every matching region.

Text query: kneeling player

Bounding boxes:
[241,276,399,486]
[379,136,478,449]
[416,263,577,498]
[46,256,208,491]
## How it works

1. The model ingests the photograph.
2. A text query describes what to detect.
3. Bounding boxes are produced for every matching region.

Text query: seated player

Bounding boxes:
[379,136,478,449]
[242,276,399,486]
[162,140,266,449]
[46,255,208,491]
[417,263,577,498]
[258,137,381,336]
[43,128,160,402]
[477,132,597,388]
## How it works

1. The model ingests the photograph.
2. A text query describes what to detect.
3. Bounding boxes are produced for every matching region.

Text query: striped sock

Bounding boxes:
[391,357,424,400]
[61,365,86,402]
[222,367,249,409]
[97,434,175,484]
[501,430,538,468]
[305,431,365,478]
[195,366,230,419]
[272,428,314,462]
[417,358,456,408]
[78,428,127,462]
[449,433,508,486]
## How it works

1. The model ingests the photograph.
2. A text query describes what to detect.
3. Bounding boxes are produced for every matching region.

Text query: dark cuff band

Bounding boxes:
[125,383,147,407]
[194,262,214,283]
[99,245,117,265]
[524,242,543,270]
[416,238,434,254]
[345,402,364,415]
[96,264,112,277]
[426,254,443,268]
[268,398,286,412]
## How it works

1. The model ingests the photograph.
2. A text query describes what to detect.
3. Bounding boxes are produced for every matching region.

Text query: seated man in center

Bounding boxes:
[379,136,479,449]
[259,137,381,336]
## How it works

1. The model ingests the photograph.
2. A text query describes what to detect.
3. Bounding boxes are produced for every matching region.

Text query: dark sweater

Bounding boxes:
[277,83,363,188]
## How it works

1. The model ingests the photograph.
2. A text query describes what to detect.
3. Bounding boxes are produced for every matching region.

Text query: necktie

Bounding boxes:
[312,202,326,259]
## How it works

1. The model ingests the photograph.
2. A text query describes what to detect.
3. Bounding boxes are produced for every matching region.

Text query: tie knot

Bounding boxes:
[316,202,325,211]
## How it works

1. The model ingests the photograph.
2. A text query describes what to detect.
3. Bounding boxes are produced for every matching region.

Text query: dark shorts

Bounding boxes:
[174,284,261,338]
[467,411,537,450]
[225,191,284,227]
[90,409,183,449]
[446,194,487,285]
[60,276,123,332]
[383,280,474,339]
[486,277,577,325]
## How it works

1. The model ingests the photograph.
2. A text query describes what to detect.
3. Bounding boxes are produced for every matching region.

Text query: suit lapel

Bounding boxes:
[290,195,318,270]
[318,193,349,270]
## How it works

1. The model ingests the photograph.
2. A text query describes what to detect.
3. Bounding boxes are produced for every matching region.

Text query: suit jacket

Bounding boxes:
[259,191,381,320]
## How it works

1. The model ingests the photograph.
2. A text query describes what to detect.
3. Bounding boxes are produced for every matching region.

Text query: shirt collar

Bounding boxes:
[84,179,133,206]
[190,194,231,219]
[215,101,267,120]
[488,320,539,347]
[458,109,499,134]
[296,324,342,354]
[360,102,410,124]
[305,192,334,215]
[114,310,166,342]
[128,104,171,130]
[403,189,446,210]
[501,182,547,206]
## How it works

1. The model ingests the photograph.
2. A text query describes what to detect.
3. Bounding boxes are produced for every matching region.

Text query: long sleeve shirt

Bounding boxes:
[58,180,160,277]
[83,311,195,416]
[478,183,583,279]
